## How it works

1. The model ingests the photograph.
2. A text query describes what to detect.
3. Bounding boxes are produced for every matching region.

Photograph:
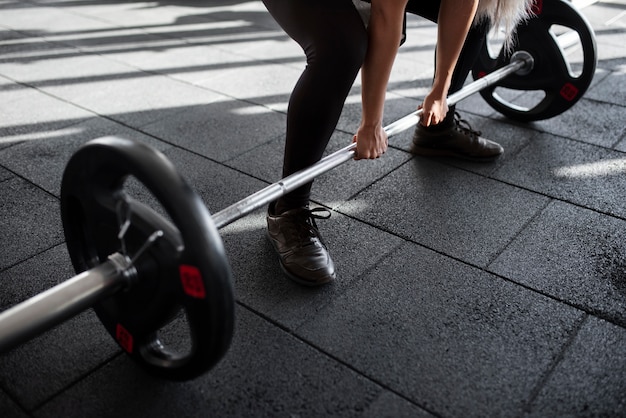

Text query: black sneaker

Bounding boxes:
[266,203,335,286]
[411,112,503,162]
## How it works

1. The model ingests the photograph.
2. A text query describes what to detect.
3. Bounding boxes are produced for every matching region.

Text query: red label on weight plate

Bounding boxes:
[116,324,133,353]
[179,264,206,299]
[560,83,579,101]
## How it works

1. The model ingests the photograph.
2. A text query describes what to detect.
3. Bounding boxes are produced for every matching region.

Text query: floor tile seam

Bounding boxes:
[484,197,553,268]
[0,74,249,188]
[212,46,308,73]
[1,23,271,99]
[329,203,626,330]
[580,95,626,116]
[292,240,407,331]
[326,152,415,206]
[82,45,290,120]
[427,157,626,222]
[234,300,443,418]
[520,313,589,414]
[0,157,64,200]
[0,242,66,276]
[0,382,31,418]
[219,132,286,167]
[0,72,117,135]
[29,351,124,415]
[157,134,287,191]
[610,124,626,149]
[30,5,309,91]
[0,24,91,56]
[0,173,15,186]
[469,110,626,154]
[494,177,626,222]
[483,267,626,329]
[71,25,292,81]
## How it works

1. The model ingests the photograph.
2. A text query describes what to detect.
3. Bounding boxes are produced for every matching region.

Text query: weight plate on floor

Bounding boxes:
[472,0,597,121]
[60,136,234,381]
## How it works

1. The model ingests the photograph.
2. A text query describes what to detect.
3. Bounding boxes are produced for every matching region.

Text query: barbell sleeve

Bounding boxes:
[211,54,531,229]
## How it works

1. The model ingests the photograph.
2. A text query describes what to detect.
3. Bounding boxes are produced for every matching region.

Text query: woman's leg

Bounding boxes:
[263,0,368,212]
[263,0,367,286]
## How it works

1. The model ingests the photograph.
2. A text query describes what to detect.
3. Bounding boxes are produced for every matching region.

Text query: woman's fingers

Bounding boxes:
[353,134,387,160]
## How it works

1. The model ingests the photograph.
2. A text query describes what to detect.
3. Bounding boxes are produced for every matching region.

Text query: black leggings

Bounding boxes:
[263,0,489,210]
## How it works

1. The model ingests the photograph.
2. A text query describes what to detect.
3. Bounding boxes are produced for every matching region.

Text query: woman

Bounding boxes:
[264,0,533,286]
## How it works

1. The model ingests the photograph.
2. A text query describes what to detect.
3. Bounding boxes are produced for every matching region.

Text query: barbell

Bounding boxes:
[0,0,596,380]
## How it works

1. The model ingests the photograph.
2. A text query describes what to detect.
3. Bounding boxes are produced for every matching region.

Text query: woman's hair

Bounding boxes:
[475,0,535,49]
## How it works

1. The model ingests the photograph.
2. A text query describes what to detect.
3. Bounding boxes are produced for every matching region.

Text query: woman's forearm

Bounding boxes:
[360,0,408,128]
[432,0,479,98]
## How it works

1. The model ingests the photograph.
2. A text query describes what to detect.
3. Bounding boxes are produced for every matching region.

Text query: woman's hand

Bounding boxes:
[419,90,449,127]
[353,123,388,160]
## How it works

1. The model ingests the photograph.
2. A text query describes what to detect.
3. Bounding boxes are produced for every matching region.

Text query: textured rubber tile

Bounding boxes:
[584,67,626,108]
[0,244,75,311]
[0,86,93,141]
[524,98,626,148]
[0,247,119,411]
[362,391,435,418]
[490,200,626,326]
[0,178,63,270]
[0,309,119,411]
[195,60,301,112]
[223,30,305,69]
[141,97,286,163]
[193,1,283,33]
[221,207,406,330]
[57,0,218,29]
[0,165,12,182]
[616,132,626,153]
[0,29,65,64]
[32,306,426,418]
[338,158,550,267]
[0,1,113,34]
[0,390,28,418]
[104,43,255,85]
[492,132,626,218]
[44,70,227,129]
[297,242,584,417]
[525,316,626,416]
[160,146,270,215]
[0,118,172,196]
[0,45,133,88]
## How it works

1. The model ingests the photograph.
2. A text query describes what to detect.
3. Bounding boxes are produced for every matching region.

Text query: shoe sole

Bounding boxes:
[265,231,335,287]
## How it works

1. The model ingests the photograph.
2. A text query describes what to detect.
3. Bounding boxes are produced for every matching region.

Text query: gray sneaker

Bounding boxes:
[411,112,503,162]
[266,203,335,286]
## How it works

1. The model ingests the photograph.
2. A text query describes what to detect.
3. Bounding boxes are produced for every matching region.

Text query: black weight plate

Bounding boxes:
[472,0,597,121]
[60,136,234,381]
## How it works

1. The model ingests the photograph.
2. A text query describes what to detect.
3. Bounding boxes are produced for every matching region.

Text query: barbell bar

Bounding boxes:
[0,254,132,353]
[211,52,532,229]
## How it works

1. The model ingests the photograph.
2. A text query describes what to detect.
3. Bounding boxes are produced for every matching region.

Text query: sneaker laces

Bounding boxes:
[290,207,331,247]
[452,112,482,141]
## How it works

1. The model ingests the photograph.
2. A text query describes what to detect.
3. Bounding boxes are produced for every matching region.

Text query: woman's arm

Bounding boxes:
[421,0,479,126]
[354,0,408,160]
